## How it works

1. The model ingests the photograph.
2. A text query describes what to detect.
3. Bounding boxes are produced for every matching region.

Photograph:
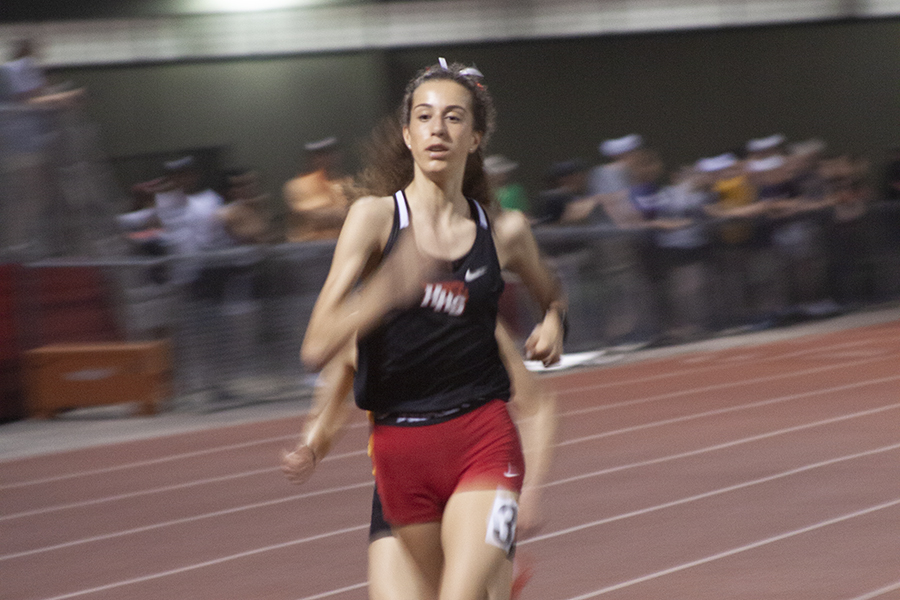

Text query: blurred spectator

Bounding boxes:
[219,168,276,245]
[116,156,233,281]
[650,163,717,341]
[118,158,270,398]
[745,134,786,169]
[0,38,84,108]
[594,148,664,226]
[594,149,699,344]
[0,39,84,256]
[585,148,691,233]
[122,177,168,261]
[823,155,876,306]
[745,151,792,317]
[587,133,644,196]
[283,137,351,242]
[534,159,591,225]
[701,152,769,329]
[484,154,529,214]
[881,146,900,202]
[880,147,900,253]
[772,140,835,316]
[745,138,835,320]
[788,138,829,200]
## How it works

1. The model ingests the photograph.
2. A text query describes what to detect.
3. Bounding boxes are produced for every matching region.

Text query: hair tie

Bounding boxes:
[435,57,484,79]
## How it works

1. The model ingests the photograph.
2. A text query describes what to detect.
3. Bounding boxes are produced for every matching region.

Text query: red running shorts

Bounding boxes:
[371,399,525,526]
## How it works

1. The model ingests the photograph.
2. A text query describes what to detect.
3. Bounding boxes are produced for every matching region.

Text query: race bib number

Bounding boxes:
[485,489,518,555]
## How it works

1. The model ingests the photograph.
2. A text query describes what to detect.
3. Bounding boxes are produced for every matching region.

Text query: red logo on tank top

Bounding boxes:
[421,281,468,316]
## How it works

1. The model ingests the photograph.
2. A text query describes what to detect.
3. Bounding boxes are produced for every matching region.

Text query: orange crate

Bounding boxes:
[23,340,171,418]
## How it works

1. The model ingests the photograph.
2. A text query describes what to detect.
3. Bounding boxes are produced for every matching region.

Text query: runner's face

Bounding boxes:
[403,80,482,176]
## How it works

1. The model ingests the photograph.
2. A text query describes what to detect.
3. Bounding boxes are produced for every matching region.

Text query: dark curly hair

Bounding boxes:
[349,60,496,209]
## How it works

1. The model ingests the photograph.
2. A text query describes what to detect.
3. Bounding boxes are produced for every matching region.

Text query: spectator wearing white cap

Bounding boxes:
[283,137,351,242]
[745,134,785,164]
[586,133,644,201]
[117,155,233,263]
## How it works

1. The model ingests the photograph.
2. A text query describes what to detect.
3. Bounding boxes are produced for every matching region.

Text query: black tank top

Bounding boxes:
[354,191,511,416]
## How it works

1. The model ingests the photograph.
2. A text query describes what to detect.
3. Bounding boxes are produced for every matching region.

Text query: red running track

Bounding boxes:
[2,319,900,600]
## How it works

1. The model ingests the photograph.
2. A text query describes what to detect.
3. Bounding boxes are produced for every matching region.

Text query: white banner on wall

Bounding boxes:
[2,0,900,67]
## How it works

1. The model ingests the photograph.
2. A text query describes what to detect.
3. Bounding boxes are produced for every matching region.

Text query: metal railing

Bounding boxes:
[4,102,900,411]
[5,204,898,411]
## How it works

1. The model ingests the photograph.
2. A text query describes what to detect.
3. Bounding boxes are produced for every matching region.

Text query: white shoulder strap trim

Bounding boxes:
[472,199,489,229]
[394,191,410,229]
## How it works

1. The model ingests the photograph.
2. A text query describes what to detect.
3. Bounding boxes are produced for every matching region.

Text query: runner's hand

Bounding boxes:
[524,320,563,367]
[280,445,317,485]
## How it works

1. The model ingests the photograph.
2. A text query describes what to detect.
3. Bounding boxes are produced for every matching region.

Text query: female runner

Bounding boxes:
[299,59,566,600]
[282,322,557,599]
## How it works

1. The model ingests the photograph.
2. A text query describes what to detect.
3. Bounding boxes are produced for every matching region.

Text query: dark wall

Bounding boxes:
[56,52,390,210]
[389,18,900,194]
[54,18,900,208]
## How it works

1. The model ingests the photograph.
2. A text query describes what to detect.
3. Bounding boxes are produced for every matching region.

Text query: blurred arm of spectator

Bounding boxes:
[593,149,692,231]
[588,190,641,227]
[534,159,588,225]
[823,155,873,222]
[285,193,348,237]
[219,169,276,245]
[116,177,171,233]
[594,195,694,230]
[221,198,272,244]
[705,198,769,219]
[881,147,900,201]
[701,155,766,220]
[1,39,85,108]
[559,193,606,224]
[761,140,833,218]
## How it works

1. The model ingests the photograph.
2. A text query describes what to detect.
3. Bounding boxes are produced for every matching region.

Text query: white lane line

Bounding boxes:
[560,352,899,417]
[0,448,369,521]
[848,580,900,600]
[0,466,277,521]
[6,345,896,489]
[35,524,370,600]
[552,334,898,391]
[559,498,900,599]
[12,409,900,565]
[524,441,900,546]
[7,378,897,528]
[559,374,900,447]
[0,436,369,491]
[0,434,296,490]
[25,443,900,598]
[295,582,369,600]
[0,482,372,561]
[545,402,900,488]
[0,344,892,490]
[9,386,894,523]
